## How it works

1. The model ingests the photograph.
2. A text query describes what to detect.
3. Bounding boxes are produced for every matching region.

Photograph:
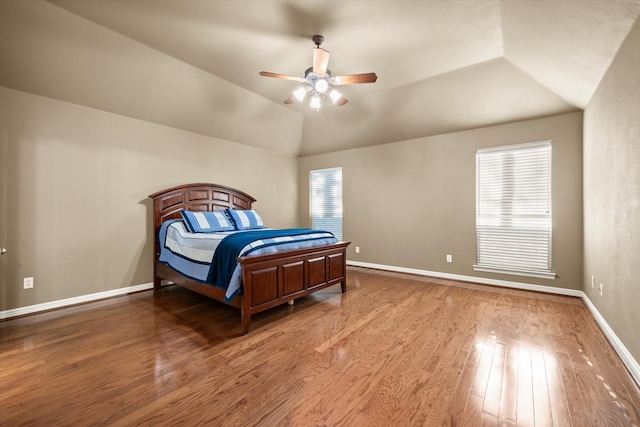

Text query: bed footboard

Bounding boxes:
[238,242,350,333]
[154,242,349,334]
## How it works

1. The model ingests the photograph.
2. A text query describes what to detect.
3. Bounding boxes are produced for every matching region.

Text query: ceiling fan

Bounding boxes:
[259,35,377,109]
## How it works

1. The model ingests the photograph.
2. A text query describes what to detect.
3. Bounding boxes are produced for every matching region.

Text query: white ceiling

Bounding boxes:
[3,0,640,156]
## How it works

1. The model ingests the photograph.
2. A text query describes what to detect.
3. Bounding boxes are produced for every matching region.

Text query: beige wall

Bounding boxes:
[0,88,297,311]
[299,112,584,290]
[584,18,640,362]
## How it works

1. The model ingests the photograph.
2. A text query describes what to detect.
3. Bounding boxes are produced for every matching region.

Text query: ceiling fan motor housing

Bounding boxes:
[312,35,324,47]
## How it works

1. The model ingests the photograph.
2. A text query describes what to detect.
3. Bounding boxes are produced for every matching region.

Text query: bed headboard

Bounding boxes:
[149,183,256,260]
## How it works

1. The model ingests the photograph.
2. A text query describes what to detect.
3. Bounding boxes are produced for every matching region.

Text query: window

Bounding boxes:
[475,141,554,279]
[310,167,342,240]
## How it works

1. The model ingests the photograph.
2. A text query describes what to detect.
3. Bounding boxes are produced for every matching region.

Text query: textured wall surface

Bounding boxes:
[583,18,640,362]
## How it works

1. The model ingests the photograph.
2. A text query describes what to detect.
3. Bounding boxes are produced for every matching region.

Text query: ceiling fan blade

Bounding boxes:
[334,95,349,107]
[313,48,330,75]
[332,73,378,85]
[283,95,296,104]
[259,71,306,83]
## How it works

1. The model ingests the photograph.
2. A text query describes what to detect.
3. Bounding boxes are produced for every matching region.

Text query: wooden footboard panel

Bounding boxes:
[238,242,350,333]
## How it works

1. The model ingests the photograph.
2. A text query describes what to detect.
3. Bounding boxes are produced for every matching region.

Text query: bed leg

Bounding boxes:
[153,276,162,291]
[341,281,347,293]
[240,309,250,335]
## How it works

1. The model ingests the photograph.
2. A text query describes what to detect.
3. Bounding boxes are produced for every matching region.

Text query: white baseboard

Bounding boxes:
[0,282,155,320]
[580,295,640,387]
[347,260,640,386]
[347,260,583,296]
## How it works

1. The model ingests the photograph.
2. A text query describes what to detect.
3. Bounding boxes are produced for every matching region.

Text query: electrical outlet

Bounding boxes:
[591,275,595,288]
[23,277,34,289]
[599,283,603,296]
[355,246,360,254]
[446,254,452,263]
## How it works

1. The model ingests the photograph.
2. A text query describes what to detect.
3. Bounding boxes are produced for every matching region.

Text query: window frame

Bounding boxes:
[474,140,555,279]
[309,167,343,241]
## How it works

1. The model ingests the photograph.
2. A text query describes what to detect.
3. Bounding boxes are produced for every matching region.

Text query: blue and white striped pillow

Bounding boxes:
[180,210,236,233]
[225,209,266,230]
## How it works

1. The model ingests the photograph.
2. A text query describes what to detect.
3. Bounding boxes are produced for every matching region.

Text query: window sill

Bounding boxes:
[473,265,556,280]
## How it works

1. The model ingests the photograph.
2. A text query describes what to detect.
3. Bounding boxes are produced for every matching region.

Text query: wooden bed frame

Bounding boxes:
[149,183,350,334]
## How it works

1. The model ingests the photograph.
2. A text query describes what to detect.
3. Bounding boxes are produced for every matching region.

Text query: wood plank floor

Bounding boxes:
[1,267,639,426]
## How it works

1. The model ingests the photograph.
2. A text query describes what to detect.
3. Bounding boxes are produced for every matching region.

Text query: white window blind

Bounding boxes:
[475,141,554,279]
[310,167,343,241]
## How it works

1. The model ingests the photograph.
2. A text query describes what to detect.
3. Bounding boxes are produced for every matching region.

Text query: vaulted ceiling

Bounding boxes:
[2,1,639,156]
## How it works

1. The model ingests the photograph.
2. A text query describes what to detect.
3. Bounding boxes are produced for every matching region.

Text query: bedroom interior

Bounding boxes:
[1,0,639,424]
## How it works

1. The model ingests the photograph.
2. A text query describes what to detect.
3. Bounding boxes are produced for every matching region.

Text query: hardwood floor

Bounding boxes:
[1,267,639,426]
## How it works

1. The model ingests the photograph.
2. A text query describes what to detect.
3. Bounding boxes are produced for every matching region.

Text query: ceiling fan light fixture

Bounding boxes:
[329,89,342,103]
[310,94,321,109]
[314,78,329,94]
[293,87,307,102]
